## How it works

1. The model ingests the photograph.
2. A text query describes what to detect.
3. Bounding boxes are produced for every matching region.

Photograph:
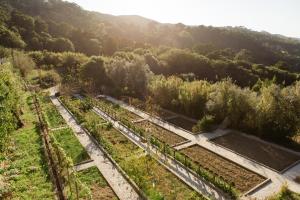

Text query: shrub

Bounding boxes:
[38,70,61,89]
[192,115,215,133]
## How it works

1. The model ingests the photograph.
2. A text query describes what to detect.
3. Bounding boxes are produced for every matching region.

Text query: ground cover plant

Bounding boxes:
[51,128,90,164]
[77,167,118,200]
[1,93,55,199]
[39,93,66,129]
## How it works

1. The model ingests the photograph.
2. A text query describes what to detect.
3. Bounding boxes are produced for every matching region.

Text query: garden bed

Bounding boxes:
[180,145,266,193]
[165,116,197,133]
[39,93,66,128]
[96,98,142,121]
[135,120,187,146]
[211,132,300,171]
[77,167,118,200]
[51,128,90,164]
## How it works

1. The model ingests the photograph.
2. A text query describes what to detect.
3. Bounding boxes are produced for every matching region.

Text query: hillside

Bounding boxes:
[0,0,300,65]
[1,0,300,199]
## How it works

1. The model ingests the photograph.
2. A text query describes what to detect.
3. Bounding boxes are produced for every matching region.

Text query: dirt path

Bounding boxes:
[50,96,141,200]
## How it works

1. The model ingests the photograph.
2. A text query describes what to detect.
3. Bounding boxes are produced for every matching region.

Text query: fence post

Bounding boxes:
[75,179,79,200]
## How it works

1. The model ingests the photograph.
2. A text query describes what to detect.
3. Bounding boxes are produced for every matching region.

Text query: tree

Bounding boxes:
[80,56,108,92]
[11,10,35,31]
[35,17,48,33]
[46,37,75,52]
[256,83,300,139]
[0,25,26,48]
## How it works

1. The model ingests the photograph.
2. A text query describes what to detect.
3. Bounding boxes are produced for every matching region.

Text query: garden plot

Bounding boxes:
[135,120,187,146]
[165,116,197,133]
[77,167,118,200]
[51,128,90,164]
[96,98,142,121]
[180,145,266,193]
[39,93,66,128]
[211,132,300,172]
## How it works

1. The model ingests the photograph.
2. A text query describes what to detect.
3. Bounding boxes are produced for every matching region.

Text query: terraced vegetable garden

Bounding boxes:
[211,132,300,171]
[135,120,187,146]
[77,167,118,200]
[61,96,206,200]
[180,145,266,193]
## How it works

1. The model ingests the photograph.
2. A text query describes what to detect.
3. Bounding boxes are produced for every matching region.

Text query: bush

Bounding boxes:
[13,51,35,78]
[38,70,61,89]
[192,115,215,133]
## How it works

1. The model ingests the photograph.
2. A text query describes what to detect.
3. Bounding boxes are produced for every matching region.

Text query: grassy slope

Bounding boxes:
[2,93,55,199]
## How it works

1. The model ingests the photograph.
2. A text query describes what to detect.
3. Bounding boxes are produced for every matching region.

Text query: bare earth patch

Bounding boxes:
[135,120,187,146]
[181,145,266,193]
[211,132,300,171]
[165,116,197,133]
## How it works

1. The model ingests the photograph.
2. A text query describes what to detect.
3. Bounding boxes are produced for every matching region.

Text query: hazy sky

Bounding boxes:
[65,0,300,38]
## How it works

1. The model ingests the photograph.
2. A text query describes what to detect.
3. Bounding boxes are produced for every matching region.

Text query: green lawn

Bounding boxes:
[51,128,90,164]
[77,167,118,200]
[1,93,55,199]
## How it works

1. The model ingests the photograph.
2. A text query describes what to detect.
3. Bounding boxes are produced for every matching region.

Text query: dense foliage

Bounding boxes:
[0,62,23,151]
[0,0,299,88]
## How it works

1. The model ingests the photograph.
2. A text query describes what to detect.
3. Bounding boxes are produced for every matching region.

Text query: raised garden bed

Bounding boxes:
[180,145,266,193]
[51,128,90,164]
[77,167,118,200]
[165,116,197,133]
[211,132,300,172]
[96,98,142,121]
[135,120,187,146]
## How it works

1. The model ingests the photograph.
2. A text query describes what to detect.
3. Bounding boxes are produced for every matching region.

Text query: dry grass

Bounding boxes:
[135,120,186,145]
[212,132,300,171]
[181,145,266,193]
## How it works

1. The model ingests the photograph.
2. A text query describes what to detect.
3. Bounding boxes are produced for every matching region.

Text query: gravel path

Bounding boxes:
[51,96,141,200]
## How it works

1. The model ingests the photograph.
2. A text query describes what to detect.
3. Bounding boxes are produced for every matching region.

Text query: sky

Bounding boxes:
[65,0,300,38]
